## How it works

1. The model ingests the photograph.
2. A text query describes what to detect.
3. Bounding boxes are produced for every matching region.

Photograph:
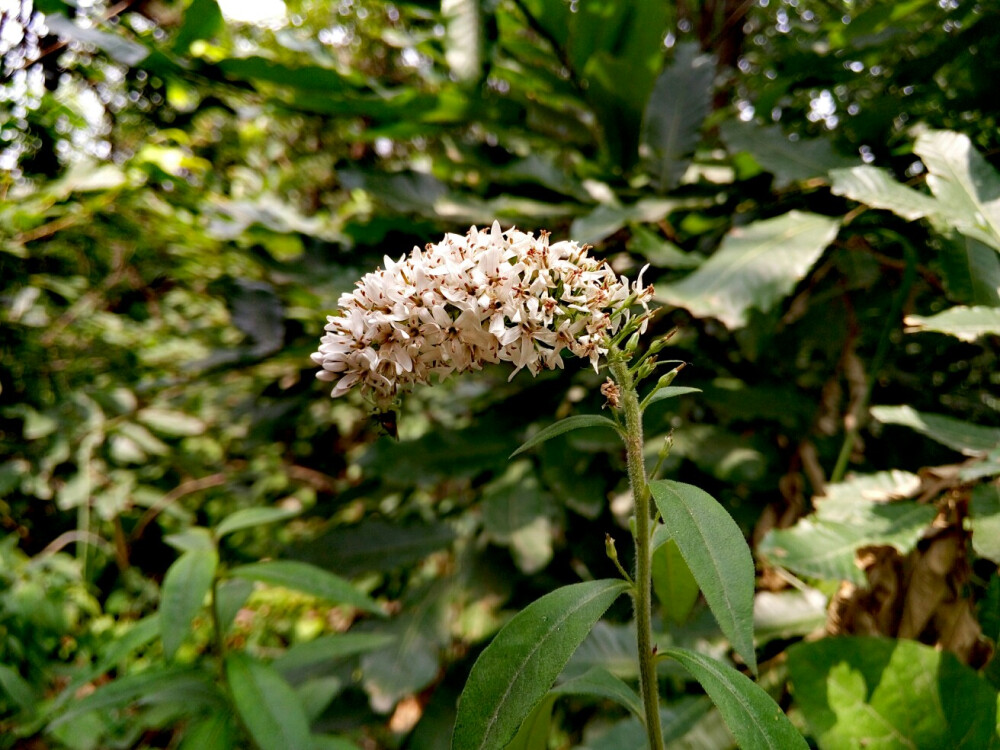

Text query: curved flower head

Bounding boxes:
[312,222,653,409]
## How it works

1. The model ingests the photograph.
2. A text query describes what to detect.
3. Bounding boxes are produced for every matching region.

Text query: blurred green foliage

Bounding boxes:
[1,0,999,747]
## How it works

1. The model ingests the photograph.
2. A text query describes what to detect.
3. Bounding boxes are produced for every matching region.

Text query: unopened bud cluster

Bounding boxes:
[312,222,653,408]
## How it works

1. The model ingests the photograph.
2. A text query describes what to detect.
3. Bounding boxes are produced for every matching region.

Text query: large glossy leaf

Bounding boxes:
[226,653,313,750]
[649,480,756,674]
[871,404,1000,456]
[788,637,1000,749]
[904,305,1000,342]
[229,560,384,616]
[510,414,620,458]
[640,43,714,191]
[656,211,841,329]
[916,130,1000,250]
[936,236,1000,306]
[663,647,807,750]
[161,548,218,660]
[759,472,935,584]
[722,122,858,188]
[452,579,629,750]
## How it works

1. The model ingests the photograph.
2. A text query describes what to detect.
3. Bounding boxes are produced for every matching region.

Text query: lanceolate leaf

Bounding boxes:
[642,386,702,410]
[551,667,644,720]
[215,506,302,539]
[51,666,221,728]
[656,211,841,329]
[904,305,1000,342]
[452,579,629,750]
[640,43,715,191]
[229,560,384,616]
[871,405,1000,456]
[161,548,218,661]
[510,415,620,458]
[663,647,808,750]
[225,653,313,750]
[652,536,700,625]
[649,480,756,674]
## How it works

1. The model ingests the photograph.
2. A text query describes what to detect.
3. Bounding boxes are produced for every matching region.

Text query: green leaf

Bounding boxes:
[226,653,313,750]
[161,548,218,660]
[759,473,935,584]
[652,537,700,625]
[214,577,253,634]
[628,224,704,269]
[830,164,942,221]
[641,386,702,410]
[482,463,554,573]
[722,121,858,188]
[274,633,396,684]
[229,561,384,616]
[179,713,237,750]
[788,637,1000,749]
[452,579,629,750]
[970,483,1000,564]
[752,589,828,646]
[51,666,221,728]
[656,211,841,329]
[137,408,206,436]
[510,414,620,458]
[640,43,714,191]
[936,236,1000,306]
[442,0,482,82]
[551,667,644,719]
[292,518,456,576]
[663,647,808,750]
[649,480,756,673]
[311,736,362,750]
[0,664,37,713]
[173,0,224,52]
[915,130,1000,250]
[871,404,1000,456]
[904,305,1000,343]
[505,696,555,750]
[44,13,149,65]
[215,506,302,539]
[217,56,350,92]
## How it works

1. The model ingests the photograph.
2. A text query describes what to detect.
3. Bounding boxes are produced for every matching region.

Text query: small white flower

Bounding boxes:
[312,222,654,408]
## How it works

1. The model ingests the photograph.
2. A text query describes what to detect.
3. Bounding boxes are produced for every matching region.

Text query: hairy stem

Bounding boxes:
[610,358,664,750]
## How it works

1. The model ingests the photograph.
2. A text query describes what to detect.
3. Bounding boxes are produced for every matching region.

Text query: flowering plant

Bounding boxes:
[315,224,805,750]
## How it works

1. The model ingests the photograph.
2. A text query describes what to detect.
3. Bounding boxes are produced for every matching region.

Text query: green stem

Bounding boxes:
[609,358,664,750]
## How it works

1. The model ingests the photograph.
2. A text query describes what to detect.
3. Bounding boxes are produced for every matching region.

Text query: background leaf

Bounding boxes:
[788,637,1000,749]
[722,121,858,187]
[226,653,313,750]
[650,480,757,673]
[640,43,714,191]
[871,405,1000,456]
[656,211,841,329]
[452,579,629,750]
[904,305,1000,342]
[229,560,383,615]
[161,548,218,660]
[652,536,700,625]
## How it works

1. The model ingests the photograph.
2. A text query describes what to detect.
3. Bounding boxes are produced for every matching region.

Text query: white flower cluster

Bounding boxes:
[312,222,652,407]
